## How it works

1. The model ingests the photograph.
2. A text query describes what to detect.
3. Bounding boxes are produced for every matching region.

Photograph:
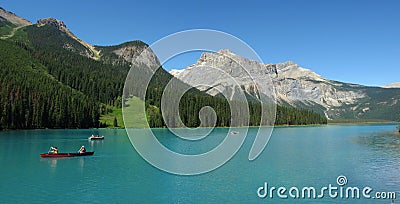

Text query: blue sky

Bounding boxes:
[2,0,399,86]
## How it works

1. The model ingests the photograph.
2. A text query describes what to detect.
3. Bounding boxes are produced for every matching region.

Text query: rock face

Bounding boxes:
[272,61,365,109]
[36,18,68,33]
[171,50,376,119]
[0,7,31,26]
[112,45,160,68]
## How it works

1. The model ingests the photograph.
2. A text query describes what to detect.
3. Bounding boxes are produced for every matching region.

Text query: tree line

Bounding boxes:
[144,84,327,128]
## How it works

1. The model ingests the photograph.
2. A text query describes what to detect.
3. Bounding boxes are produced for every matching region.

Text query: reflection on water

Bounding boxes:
[79,158,85,169]
[40,157,59,173]
[41,155,87,172]
[51,159,57,169]
[89,139,104,148]
[353,129,400,193]
[354,130,400,154]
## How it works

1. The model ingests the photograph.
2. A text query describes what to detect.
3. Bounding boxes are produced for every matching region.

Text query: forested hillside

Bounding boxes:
[21,25,127,106]
[0,40,99,129]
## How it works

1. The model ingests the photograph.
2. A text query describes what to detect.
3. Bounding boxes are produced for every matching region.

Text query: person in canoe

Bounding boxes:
[78,145,86,154]
[49,146,58,154]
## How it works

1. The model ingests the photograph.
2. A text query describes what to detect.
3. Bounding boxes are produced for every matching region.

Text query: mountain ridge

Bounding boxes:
[0,7,31,26]
[171,50,400,121]
[36,17,100,59]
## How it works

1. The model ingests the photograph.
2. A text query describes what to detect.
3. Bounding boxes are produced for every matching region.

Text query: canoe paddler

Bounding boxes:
[78,145,86,154]
[49,146,58,154]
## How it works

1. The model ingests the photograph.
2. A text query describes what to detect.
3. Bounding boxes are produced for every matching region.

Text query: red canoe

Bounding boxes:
[40,151,94,158]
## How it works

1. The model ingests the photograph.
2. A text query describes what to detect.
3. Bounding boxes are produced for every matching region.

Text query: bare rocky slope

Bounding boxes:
[0,7,31,26]
[172,50,400,120]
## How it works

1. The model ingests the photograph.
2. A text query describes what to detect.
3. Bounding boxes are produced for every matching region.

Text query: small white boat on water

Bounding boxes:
[88,135,105,140]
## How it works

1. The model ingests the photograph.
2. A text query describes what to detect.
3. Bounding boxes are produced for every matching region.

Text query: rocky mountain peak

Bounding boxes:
[36,18,68,33]
[274,61,326,82]
[194,50,269,72]
[275,61,298,69]
[111,42,160,68]
[196,49,234,64]
[217,49,234,55]
[0,7,32,26]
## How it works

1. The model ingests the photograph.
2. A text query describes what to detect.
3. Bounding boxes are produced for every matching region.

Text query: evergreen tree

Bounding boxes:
[113,117,118,127]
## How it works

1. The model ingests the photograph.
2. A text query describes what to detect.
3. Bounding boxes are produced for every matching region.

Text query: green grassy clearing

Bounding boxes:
[100,96,148,128]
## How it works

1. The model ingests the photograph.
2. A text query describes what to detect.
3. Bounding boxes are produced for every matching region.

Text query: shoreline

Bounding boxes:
[2,122,399,131]
[327,120,399,125]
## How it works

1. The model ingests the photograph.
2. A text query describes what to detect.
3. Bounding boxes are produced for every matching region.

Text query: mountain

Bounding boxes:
[0,8,100,59]
[96,41,160,68]
[36,18,100,59]
[0,7,326,129]
[171,50,400,121]
[0,8,135,129]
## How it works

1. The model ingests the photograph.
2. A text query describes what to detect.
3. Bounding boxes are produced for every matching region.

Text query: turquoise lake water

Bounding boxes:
[0,124,399,203]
